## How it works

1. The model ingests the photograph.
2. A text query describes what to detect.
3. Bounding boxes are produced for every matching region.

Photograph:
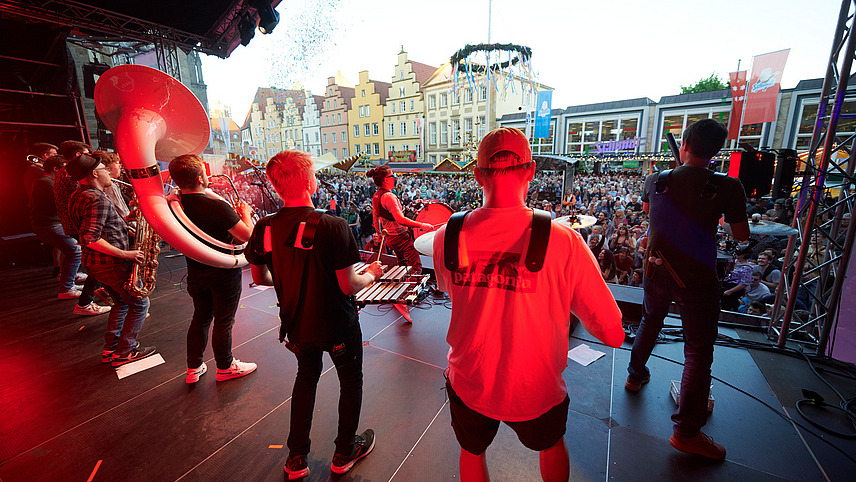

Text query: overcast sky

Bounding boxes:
[201,0,844,121]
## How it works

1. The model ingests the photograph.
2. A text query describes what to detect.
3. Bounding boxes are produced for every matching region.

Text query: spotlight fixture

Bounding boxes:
[239,13,255,46]
[250,0,280,34]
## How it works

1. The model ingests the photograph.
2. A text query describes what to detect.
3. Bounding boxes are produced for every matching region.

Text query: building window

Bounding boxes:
[464,89,473,103]
[315,131,319,141]
[354,125,360,137]
[355,144,361,153]
[400,121,407,136]
[364,106,369,117]
[430,123,437,145]
[364,124,370,136]
[337,113,341,124]
[365,143,370,154]
[429,95,436,109]
[430,154,437,164]
[478,116,486,138]
[361,89,366,97]
[359,106,364,117]
[465,117,473,140]
[452,119,460,144]
[441,122,448,144]
[388,123,394,137]
[323,133,328,144]
[452,92,459,105]
[332,132,336,143]
[413,120,418,136]
[440,93,448,107]
[400,71,404,79]
[410,99,415,111]
[372,123,379,136]
[403,144,409,151]
[391,103,395,113]
[342,131,346,143]
[342,147,348,157]
[416,144,421,158]
[480,87,487,101]
[373,143,380,155]
[400,101,406,112]
[389,144,394,153]
[333,148,337,158]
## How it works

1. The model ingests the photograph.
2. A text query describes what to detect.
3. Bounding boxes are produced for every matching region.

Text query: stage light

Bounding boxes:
[239,14,255,46]
[250,0,280,34]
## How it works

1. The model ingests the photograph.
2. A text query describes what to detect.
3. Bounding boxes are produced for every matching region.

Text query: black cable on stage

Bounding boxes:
[572,333,856,466]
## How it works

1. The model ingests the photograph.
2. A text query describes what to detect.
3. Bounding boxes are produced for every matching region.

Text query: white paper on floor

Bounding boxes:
[567,344,605,367]
[116,353,165,379]
[252,285,273,291]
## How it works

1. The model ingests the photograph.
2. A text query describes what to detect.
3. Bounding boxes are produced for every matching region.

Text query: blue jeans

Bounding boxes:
[186,266,241,370]
[287,325,363,458]
[628,272,720,437]
[32,223,80,292]
[88,262,150,355]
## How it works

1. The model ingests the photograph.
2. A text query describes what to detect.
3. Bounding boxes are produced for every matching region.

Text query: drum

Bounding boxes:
[413,202,453,239]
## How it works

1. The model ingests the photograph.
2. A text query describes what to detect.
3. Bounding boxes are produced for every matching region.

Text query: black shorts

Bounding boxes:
[446,378,569,455]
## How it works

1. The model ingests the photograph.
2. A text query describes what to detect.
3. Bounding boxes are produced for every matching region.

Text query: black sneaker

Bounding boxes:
[111,346,157,367]
[330,429,375,474]
[284,455,309,480]
[625,372,650,391]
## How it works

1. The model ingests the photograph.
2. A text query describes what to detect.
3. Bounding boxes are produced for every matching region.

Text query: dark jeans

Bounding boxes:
[287,325,363,458]
[186,267,241,370]
[78,268,99,307]
[88,262,150,355]
[32,223,80,292]
[628,272,720,437]
[386,231,422,274]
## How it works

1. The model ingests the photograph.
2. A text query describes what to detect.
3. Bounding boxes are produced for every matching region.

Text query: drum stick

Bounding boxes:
[377,229,388,257]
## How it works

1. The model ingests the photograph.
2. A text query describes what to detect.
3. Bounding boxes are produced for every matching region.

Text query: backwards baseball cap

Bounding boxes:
[477,127,532,169]
[66,153,99,180]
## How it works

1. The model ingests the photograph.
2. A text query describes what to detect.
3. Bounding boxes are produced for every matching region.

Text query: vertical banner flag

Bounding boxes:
[727,71,747,139]
[743,49,790,126]
[534,90,553,138]
[219,117,231,152]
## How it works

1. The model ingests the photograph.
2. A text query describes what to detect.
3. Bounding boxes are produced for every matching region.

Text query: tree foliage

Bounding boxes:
[680,73,730,94]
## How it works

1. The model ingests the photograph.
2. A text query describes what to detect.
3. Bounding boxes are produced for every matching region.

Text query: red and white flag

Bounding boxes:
[742,49,790,125]
[727,71,747,139]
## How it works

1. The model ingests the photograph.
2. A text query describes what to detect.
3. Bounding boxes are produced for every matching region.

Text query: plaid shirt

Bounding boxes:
[69,185,130,268]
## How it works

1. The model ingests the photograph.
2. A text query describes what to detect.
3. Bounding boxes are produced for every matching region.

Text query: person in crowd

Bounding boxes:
[598,249,618,283]
[626,119,749,460]
[169,155,257,384]
[92,151,132,221]
[609,225,637,252]
[738,270,771,312]
[432,127,624,481]
[29,154,84,299]
[345,203,360,241]
[629,268,644,287]
[54,140,112,316]
[746,301,768,317]
[755,252,781,292]
[66,153,155,366]
[24,142,58,206]
[615,247,634,285]
[246,150,383,479]
[366,165,433,273]
[720,247,753,311]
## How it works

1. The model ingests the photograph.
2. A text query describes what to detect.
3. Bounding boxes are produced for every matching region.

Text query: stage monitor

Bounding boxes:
[728,151,775,198]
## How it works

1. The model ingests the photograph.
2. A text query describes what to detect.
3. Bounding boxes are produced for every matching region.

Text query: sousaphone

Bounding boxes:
[95,64,247,268]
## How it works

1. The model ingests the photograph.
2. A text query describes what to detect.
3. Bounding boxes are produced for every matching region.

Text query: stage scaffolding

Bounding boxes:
[770,0,856,355]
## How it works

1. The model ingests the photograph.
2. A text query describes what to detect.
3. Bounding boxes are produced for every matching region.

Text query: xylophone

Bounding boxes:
[352,263,431,306]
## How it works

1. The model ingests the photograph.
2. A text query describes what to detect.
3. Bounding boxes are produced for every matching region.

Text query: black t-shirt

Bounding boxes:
[642,166,747,287]
[245,207,360,344]
[30,175,60,227]
[180,192,241,272]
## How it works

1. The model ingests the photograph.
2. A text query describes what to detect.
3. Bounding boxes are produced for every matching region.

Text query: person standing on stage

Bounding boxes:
[67,153,156,366]
[625,119,749,460]
[433,127,625,481]
[168,155,257,384]
[24,142,58,207]
[366,165,433,274]
[245,150,383,480]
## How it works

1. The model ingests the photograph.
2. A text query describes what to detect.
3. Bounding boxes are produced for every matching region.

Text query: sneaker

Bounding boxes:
[215,359,257,382]
[58,289,82,300]
[284,455,310,480]
[111,346,157,367]
[669,431,727,460]
[95,287,114,305]
[74,273,88,284]
[186,363,208,384]
[101,350,114,363]
[73,302,111,316]
[625,372,650,392]
[330,429,375,474]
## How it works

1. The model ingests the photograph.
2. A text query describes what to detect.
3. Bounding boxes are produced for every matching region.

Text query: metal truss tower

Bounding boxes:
[770,0,856,355]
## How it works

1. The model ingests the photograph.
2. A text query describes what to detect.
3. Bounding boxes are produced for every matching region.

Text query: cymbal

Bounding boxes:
[414,230,436,256]
[555,214,597,230]
[748,220,799,236]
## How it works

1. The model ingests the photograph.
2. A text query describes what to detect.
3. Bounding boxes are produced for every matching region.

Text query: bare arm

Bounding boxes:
[227,201,254,243]
[87,238,143,263]
[383,193,433,231]
[335,261,383,295]
[251,264,273,286]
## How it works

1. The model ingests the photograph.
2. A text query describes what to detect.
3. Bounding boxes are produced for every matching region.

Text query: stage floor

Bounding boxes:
[1,253,854,481]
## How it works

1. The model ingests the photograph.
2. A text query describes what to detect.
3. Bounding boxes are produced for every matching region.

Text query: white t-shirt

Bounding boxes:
[433,206,625,422]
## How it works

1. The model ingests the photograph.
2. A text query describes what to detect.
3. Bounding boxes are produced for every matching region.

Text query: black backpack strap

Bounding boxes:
[525,209,552,272]
[444,211,469,271]
[654,169,672,194]
[298,209,327,249]
[701,171,727,200]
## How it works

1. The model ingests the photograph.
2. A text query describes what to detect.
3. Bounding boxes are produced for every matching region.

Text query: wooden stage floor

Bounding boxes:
[1,253,854,481]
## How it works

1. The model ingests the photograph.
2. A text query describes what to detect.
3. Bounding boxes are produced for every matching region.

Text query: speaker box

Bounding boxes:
[772,149,797,200]
[728,151,775,197]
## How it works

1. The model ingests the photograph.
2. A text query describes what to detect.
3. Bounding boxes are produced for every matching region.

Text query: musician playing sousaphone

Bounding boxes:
[66,153,157,367]
[168,154,257,384]
[366,165,434,274]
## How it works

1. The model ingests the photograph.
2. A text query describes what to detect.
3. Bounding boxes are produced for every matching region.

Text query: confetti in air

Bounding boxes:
[263,0,347,89]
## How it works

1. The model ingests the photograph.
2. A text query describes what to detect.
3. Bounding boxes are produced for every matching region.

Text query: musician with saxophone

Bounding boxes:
[67,153,157,367]
[168,154,257,383]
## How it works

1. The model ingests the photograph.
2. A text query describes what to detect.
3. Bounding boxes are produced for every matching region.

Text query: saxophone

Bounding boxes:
[125,212,161,298]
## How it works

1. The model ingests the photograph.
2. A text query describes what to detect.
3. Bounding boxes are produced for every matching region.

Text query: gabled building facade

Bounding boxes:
[348,70,390,162]
[383,49,436,163]
[303,93,324,157]
[320,73,355,160]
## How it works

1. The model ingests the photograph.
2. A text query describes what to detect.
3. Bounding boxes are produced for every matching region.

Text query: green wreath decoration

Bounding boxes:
[450,43,532,74]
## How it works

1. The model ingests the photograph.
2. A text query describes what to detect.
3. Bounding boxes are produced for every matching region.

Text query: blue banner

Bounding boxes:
[534,91,552,138]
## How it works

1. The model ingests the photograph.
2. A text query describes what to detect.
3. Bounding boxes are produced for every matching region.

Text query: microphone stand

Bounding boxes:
[248,164,281,214]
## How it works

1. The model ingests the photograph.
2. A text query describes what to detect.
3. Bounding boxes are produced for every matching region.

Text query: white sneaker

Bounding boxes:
[74,273,88,284]
[216,359,257,382]
[186,362,207,384]
[73,302,111,316]
[58,289,82,300]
